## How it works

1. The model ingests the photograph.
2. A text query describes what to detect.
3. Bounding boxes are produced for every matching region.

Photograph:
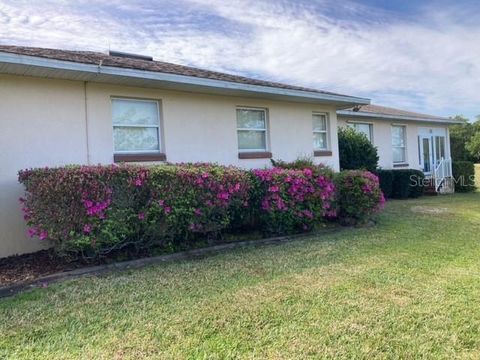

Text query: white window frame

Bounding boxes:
[313,112,329,151]
[347,121,374,143]
[392,124,407,164]
[236,107,269,152]
[112,97,162,154]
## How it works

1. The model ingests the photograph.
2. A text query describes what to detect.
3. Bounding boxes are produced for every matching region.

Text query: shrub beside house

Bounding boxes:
[452,161,476,192]
[18,163,384,261]
[338,126,426,198]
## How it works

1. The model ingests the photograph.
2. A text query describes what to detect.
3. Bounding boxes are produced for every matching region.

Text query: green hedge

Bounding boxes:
[338,127,379,172]
[452,161,476,192]
[376,169,394,198]
[406,170,426,198]
[376,169,425,199]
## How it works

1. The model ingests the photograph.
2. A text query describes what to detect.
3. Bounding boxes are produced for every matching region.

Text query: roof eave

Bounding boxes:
[337,110,461,125]
[0,51,370,106]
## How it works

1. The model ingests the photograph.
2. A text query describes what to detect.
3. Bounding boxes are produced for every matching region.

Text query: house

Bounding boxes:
[337,104,460,191]
[0,45,458,258]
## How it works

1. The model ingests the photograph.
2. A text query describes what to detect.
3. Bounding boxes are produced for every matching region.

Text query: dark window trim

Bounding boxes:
[313,150,332,157]
[114,153,166,163]
[238,151,272,159]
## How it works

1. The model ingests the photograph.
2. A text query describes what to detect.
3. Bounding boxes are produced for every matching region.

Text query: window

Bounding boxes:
[112,98,161,153]
[348,122,373,142]
[236,108,267,152]
[313,113,329,150]
[392,125,407,163]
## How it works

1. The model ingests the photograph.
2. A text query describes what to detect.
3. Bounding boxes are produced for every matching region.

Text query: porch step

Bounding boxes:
[424,178,438,196]
[423,177,455,195]
[438,177,455,194]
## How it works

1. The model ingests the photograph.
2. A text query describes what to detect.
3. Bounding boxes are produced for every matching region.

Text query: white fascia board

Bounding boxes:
[0,52,370,105]
[337,110,462,125]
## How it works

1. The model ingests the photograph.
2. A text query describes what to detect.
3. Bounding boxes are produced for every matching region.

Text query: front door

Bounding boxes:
[419,135,433,174]
[418,128,448,175]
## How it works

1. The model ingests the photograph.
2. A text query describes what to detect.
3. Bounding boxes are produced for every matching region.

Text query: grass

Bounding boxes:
[2,194,480,359]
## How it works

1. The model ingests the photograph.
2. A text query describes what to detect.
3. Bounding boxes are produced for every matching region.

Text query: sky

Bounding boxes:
[0,0,479,119]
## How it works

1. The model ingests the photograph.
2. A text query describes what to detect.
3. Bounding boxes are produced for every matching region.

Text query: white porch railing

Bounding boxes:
[434,158,452,192]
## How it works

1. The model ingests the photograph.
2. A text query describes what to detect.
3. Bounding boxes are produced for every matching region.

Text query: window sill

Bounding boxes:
[114,153,167,163]
[314,150,332,157]
[393,163,409,168]
[238,151,272,159]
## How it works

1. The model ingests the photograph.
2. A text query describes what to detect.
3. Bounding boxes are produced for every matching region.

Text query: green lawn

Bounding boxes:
[2,194,480,359]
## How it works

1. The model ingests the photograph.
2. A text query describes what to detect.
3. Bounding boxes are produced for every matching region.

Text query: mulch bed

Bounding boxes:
[0,250,80,286]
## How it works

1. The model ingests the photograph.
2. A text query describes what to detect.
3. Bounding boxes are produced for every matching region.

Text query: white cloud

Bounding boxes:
[0,0,479,118]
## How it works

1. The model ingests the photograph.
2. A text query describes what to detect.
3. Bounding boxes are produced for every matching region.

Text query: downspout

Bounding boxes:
[84,81,91,164]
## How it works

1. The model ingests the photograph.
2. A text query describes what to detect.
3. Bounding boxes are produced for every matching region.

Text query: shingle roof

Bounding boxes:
[0,45,351,98]
[342,104,450,121]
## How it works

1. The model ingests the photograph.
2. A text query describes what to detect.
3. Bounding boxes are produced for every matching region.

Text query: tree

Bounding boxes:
[338,127,379,172]
[466,131,480,161]
[449,115,475,162]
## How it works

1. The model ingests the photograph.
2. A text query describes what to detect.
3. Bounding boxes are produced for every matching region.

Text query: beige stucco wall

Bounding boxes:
[0,75,339,258]
[337,117,450,170]
[86,82,340,169]
[0,75,88,257]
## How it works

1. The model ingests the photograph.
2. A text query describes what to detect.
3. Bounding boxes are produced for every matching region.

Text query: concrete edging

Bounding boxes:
[0,227,347,299]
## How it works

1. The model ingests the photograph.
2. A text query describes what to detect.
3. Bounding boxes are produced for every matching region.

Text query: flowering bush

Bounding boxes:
[18,164,385,261]
[251,167,336,234]
[334,170,385,224]
[144,164,252,244]
[18,164,252,259]
[18,165,150,259]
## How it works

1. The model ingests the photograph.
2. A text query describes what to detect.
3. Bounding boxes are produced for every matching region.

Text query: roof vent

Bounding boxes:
[108,50,153,61]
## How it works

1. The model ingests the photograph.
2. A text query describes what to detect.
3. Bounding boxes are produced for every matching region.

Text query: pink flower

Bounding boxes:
[164,206,172,214]
[303,210,314,219]
[39,230,48,241]
[217,192,230,200]
[158,199,165,206]
[362,184,372,194]
[303,168,313,177]
[138,212,145,220]
[27,227,38,237]
[268,185,279,193]
[276,198,288,211]
[194,208,202,216]
[134,178,143,187]
[261,199,271,211]
[83,224,92,234]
